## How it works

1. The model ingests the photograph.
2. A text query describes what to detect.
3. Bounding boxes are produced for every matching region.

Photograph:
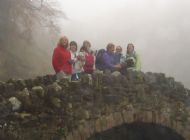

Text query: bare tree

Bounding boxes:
[0,0,66,80]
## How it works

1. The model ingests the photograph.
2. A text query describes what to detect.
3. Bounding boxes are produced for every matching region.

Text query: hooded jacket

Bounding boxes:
[52,44,72,74]
[125,51,141,71]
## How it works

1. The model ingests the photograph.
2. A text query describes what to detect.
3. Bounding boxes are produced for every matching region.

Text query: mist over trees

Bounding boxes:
[0,0,64,80]
[0,0,190,89]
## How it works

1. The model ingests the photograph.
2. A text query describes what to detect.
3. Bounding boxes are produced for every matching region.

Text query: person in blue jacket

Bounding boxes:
[103,43,121,72]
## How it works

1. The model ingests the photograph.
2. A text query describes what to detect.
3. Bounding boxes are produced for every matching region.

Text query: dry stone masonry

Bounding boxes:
[0,71,190,140]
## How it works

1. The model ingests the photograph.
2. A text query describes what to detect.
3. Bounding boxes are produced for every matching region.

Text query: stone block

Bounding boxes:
[72,130,81,140]
[105,114,115,129]
[85,121,95,138]
[112,112,124,126]
[170,119,177,130]
[100,116,109,131]
[66,133,74,140]
[121,110,134,123]
[77,122,94,140]
[133,111,147,122]
[175,121,184,134]
[143,111,153,123]
[32,86,45,98]
[94,118,102,133]
[158,112,171,127]
[152,111,157,123]
[87,120,96,136]
[50,97,61,108]
[8,97,21,111]
[5,83,15,94]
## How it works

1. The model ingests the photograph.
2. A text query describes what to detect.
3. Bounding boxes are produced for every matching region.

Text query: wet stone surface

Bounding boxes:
[0,72,189,140]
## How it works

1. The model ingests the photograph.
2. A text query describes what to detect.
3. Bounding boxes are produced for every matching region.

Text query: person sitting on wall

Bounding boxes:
[52,36,72,81]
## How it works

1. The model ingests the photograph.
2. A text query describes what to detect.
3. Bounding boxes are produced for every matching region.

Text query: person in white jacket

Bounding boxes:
[70,41,86,81]
[70,41,80,81]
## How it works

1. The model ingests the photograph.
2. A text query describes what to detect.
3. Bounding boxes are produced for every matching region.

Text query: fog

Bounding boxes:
[0,0,189,88]
[50,0,190,88]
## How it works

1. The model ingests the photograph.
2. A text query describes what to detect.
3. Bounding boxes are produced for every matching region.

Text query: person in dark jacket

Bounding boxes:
[52,36,72,80]
[103,43,121,72]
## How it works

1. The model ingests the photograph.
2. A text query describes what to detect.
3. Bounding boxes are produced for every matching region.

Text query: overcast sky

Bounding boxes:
[50,0,190,88]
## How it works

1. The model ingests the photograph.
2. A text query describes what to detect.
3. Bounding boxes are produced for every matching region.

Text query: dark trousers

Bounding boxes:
[71,73,81,81]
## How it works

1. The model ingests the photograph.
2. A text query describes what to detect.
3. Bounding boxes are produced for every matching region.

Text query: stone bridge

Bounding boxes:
[0,71,190,140]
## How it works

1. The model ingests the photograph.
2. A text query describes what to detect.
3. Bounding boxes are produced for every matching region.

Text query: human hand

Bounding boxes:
[68,59,75,64]
[114,64,121,69]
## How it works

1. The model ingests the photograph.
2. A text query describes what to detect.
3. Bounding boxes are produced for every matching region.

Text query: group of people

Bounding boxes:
[52,36,141,81]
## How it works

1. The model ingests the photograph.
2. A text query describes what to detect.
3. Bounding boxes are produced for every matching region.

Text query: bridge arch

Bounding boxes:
[61,71,190,140]
[64,106,189,140]
[0,71,189,140]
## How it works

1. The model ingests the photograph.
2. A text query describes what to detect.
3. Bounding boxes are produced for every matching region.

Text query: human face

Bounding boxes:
[116,46,122,53]
[60,36,69,48]
[84,42,91,50]
[109,45,115,54]
[70,45,77,52]
[127,44,134,54]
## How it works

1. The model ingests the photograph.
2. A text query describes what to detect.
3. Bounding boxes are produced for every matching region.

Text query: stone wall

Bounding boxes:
[0,71,189,140]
